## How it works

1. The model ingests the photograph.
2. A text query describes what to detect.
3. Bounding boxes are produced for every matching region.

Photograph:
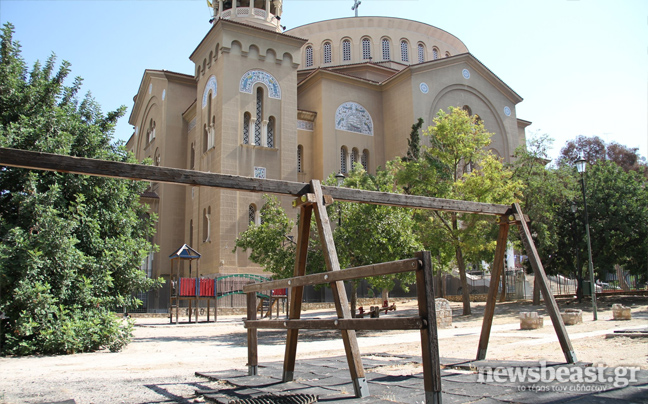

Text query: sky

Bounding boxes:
[1,0,646,161]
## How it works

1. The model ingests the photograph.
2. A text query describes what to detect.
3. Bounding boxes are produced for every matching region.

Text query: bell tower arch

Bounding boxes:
[209,0,284,32]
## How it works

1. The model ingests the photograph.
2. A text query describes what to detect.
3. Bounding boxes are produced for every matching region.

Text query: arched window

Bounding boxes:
[361,149,369,171]
[190,143,195,169]
[418,43,425,63]
[351,148,359,170]
[248,204,258,225]
[400,40,409,62]
[432,47,439,60]
[297,145,303,173]
[362,38,371,60]
[203,124,208,153]
[381,38,390,61]
[267,116,275,148]
[323,42,332,64]
[147,119,156,143]
[342,39,351,61]
[243,112,251,144]
[305,45,313,67]
[340,146,348,174]
[203,206,211,242]
[462,105,472,116]
[254,87,263,146]
[445,51,451,58]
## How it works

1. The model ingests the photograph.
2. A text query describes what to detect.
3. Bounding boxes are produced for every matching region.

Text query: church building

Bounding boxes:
[126,0,529,311]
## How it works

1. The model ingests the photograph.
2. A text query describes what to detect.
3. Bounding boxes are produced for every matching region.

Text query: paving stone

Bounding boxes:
[442,379,517,398]
[593,384,648,403]
[196,355,648,404]
[566,396,641,404]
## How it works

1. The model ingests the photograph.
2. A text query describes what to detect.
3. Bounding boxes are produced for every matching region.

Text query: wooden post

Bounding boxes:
[282,203,313,382]
[514,203,577,363]
[311,180,368,398]
[416,251,442,404]
[477,216,509,360]
[247,291,258,376]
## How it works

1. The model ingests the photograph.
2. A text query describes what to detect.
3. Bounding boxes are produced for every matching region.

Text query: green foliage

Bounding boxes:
[403,118,424,163]
[396,106,522,313]
[331,163,423,292]
[233,195,299,279]
[0,22,160,355]
[509,133,578,274]
[513,133,648,284]
[578,161,648,277]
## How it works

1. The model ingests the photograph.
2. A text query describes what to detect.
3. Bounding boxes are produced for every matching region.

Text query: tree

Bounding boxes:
[576,161,648,279]
[559,135,647,176]
[403,117,424,162]
[397,107,522,315]
[509,134,581,300]
[512,134,648,298]
[332,163,423,315]
[0,23,160,355]
[232,195,326,280]
[234,167,423,317]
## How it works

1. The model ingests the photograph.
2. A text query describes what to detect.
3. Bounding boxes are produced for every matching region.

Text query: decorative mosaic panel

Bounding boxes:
[335,102,373,135]
[202,75,218,108]
[462,69,471,79]
[188,118,197,133]
[240,70,281,99]
[419,82,429,94]
[254,166,267,179]
[162,89,166,101]
[297,120,314,131]
[503,106,512,116]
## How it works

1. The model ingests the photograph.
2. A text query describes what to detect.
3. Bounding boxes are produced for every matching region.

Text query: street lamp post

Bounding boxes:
[575,157,598,320]
[571,203,583,303]
[335,172,345,226]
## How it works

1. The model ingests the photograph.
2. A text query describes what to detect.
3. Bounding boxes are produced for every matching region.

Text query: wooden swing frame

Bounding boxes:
[0,147,577,404]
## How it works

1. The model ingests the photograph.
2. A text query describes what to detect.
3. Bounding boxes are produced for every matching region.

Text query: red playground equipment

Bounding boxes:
[169,244,217,324]
[357,300,397,318]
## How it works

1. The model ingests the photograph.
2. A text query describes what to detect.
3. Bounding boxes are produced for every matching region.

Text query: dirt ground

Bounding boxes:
[0,295,646,404]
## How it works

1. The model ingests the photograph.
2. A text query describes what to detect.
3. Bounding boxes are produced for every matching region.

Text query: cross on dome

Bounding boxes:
[352,0,361,17]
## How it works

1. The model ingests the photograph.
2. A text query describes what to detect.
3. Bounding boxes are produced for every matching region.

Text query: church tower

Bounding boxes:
[209,0,284,32]
[186,0,305,276]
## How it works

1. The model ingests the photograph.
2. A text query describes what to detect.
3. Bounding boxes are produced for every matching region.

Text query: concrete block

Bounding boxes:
[612,304,631,320]
[561,308,582,325]
[520,311,543,330]
[435,298,452,329]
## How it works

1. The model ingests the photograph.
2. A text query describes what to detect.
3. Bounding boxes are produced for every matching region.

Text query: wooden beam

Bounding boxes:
[244,317,423,330]
[0,147,509,215]
[514,203,577,364]
[477,217,509,360]
[243,258,420,293]
[311,180,368,398]
[246,291,258,376]
[282,204,312,382]
[416,251,442,404]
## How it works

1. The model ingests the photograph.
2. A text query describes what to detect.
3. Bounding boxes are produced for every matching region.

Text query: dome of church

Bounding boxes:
[287,17,468,69]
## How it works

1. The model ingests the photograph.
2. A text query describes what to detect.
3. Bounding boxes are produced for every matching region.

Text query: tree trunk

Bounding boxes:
[533,276,540,305]
[616,264,630,291]
[381,288,389,303]
[499,265,507,302]
[436,270,445,298]
[455,246,471,315]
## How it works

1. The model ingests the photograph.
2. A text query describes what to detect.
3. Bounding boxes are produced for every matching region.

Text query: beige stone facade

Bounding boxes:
[126,2,529,311]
